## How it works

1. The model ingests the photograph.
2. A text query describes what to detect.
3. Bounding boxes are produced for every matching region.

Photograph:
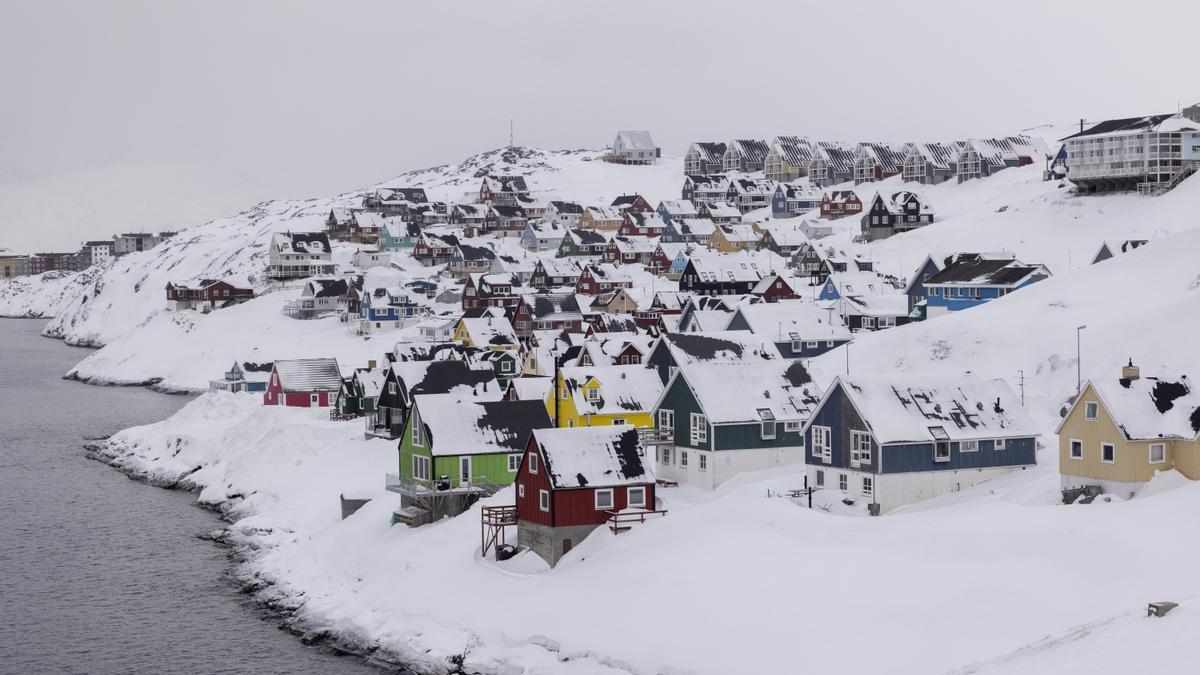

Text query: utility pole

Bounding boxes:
[1076,325,1087,395]
[1018,369,1025,406]
[509,119,514,147]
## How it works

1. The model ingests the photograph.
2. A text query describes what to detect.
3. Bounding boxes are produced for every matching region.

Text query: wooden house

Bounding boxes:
[454,315,520,351]
[362,187,427,214]
[770,182,821,219]
[516,426,657,566]
[378,220,421,250]
[356,286,428,334]
[808,141,857,187]
[644,330,781,384]
[512,292,584,338]
[678,256,763,295]
[547,365,663,429]
[520,220,567,252]
[576,263,635,295]
[802,375,1037,513]
[544,200,584,228]
[819,190,862,219]
[653,361,820,489]
[588,289,639,315]
[368,360,498,440]
[764,136,813,183]
[602,236,656,265]
[751,274,798,303]
[335,366,387,418]
[683,141,728,176]
[923,253,1050,317]
[726,299,851,358]
[282,277,347,319]
[575,333,656,367]
[412,232,459,267]
[759,225,810,256]
[618,211,668,237]
[325,207,355,238]
[722,139,771,173]
[696,201,742,225]
[903,254,943,317]
[655,199,699,224]
[647,242,689,275]
[860,190,936,241]
[1057,362,1200,499]
[462,273,518,310]
[208,362,270,394]
[611,130,660,164]
[447,244,497,278]
[902,142,965,185]
[263,358,342,407]
[555,228,610,257]
[266,231,336,280]
[166,277,254,312]
[578,206,624,231]
[852,142,908,184]
[634,291,691,329]
[478,175,531,206]
[449,203,488,228]
[726,177,777,213]
[530,258,583,289]
[956,136,1047,183]
[707,224,761,253]
[482,205,528,236]
[681,174,730,202]
[610,194,654,214]
[661,218,716,244]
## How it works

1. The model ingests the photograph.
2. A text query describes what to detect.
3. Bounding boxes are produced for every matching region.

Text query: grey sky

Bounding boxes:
[2,0,1198,250]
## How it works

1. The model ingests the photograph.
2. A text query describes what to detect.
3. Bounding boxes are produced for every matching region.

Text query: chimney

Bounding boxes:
[1122,359,1140,383]
[368,359,377,369]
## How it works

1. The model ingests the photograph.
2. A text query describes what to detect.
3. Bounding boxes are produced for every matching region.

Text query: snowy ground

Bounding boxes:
[98,392,1200,675]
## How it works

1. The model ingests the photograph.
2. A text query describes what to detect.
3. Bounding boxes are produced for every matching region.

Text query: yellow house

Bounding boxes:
[578,206,623,231]
[708,223,762,253]
[453,316,520,351]
[1057,361,1200,499]
[545,365,662,429]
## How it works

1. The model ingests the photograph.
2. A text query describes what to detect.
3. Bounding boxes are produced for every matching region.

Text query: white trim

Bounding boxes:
[518,484,525,498]
[812,425,832,464]
[960,439,978,453]
[1084,401,1099,421]
[1100,442,1115,464]
[529,452,539,474]
[994,438,1006,450]
[933,440,951,462]
[1149,442,1166,464]
[539,489,550,511]
[1069,438,1083,459]
[594,488,614,510]
[507,453,522,472]
[627,486,646,508]
[459,456,472,483]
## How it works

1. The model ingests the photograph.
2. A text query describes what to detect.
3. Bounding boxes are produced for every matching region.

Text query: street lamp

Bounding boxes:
[1076,325,1087,395]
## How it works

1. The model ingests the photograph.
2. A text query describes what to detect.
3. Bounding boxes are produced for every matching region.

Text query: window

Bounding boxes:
[529,453,538,474]
[812,426,832,462]
[507,453,522,472]
[862,476,873,497]
[612,418,625,426]
[960,440,978,453]
[595,489,614,510]
[518,484,525,498]
[805,341,818,349]
[784,421,801,432]
[850,431,872,465]
[761,420,776,440]
[1150,443,1165,464]
[791,340,803,352]
[311,393,320,406]
[681,451,689,468]
[838,474,848,491]
[561,388,569,400]
[500,361,512,373]
[698,453,707,471]
[1069,439,1083,459]
[1101,443,1115,464]
[658,409,674,432]
[412,455,431,481]
[627,486,646,508]
[690,413,708,445]
[815,470,824,487]
[539,490,550,511]
[1084,402,1099,421]
[661,447,671,465]
[934,441,950,462]
[411,419,423,447]
[994,438,1006,450]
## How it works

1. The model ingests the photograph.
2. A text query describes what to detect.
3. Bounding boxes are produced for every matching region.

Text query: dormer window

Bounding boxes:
[1084,401,1099,421]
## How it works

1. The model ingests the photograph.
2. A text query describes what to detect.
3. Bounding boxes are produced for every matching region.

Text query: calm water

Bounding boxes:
[0,319,382,674]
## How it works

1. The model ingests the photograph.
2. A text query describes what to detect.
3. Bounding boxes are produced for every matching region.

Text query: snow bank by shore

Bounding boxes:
[98,393,1200,674]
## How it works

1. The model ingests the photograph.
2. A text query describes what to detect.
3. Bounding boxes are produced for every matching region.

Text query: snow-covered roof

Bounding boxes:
[526,220,566,235]
[459,316,518,347]
[413,395,550,457]
[727,139,771,165]
[559,365,665,417]
[730,300,851,341]
[1088,374,1200,441]
[656,331,782,365]
[673,362,820,424]
[584,206,623,222]
[677,218,717,236]
[812,141,857,174]
[840,293,910,318]
[272,358,342,393]
[657,200,700,217]
[547,200,584,215]
[906,142,966,170]
[303,277,349,299]
[615,130,657,151]
[716,224,761,244]
[393,359,500,402]
[686,174,731,192]
[271,231,332,255]
[1062,113,1195,140]
[579,333,656,365]
[535,258,583,278]
[506,376,552,401]
[924,253,1049,288]
[959,136,1049,168]
[610,236,657,254]
[853,142,909,173]
[534,425,653,489]
[700,201,742,219]
[687,255,764,283]
[688,142,728,165]
[828,375,1038,444]
[771,136,814,167]
[729,177,777,197]
[869,190,935,217]
[524,292,582,320]
[353,368,388,399]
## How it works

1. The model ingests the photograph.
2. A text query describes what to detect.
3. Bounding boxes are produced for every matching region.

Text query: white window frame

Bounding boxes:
[934,441,951,462]
[529,453,538,474]
[1069,438,1083,460]
[960,440,978,453]
[658,409,674,431]
[660,447,671,465]
[627,486,646,508]
[1149,443,1166,464]
[518,484,525,498]
[850,430,872,466]
[1101,443,1115,464]
[862,476,873,497]
[539,489,550,512]
[784,421,801,432]
[812,426,832,463]
[689,413,708,445]
[311,393,320,406]
[761,420,776,440]
[411,419,423,447]
[1084,401,1099,421]
[838,474,848,492]
[698,452,707,472]
[507,453,522,472]
[815,469,824,487]
[587,387,600,401]
[680,450,689,468]
[994,438,1006,450]
[594,488,614,510]
[412,454,431,482]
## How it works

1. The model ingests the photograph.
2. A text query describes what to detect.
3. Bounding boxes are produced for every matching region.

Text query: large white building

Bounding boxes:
[1064,113,1200,193]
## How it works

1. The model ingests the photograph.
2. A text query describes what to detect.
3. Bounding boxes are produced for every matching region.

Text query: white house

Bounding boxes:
[612,130,659,165]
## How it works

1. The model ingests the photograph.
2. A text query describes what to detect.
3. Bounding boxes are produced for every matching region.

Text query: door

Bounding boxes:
[459,456,472,485]
[562,539,573,556]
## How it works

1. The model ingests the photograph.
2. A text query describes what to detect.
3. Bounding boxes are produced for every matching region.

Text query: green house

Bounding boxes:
[652,361,821,490]
[388,394,551,524]
[335,367,386,417]
[378,220,420,250]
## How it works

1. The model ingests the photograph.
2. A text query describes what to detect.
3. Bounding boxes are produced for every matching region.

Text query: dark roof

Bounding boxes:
[573,229,607,245]
[530,292,581,318]
[925,254,1042,287]
[288,232,332,254]
[310,278,349,298]
[491,204,526,218]
[457,244,496,261]
[549,200,584,214]
[730,139,770,164]
[409,360,496,396]
[476,400,552,452]
[1062,114,1177,140]
[610,194,644,207]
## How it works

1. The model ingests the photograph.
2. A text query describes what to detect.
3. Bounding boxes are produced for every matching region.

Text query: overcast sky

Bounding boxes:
[2,0,1198,250]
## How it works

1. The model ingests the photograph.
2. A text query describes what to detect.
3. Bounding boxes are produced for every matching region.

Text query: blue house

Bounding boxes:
[771,183,822,219]
[903,254,943,317]
[725,299,851,359]
[359,286,426,333]
[802,375,1038,513]
[209,362,269,393]
[923,254,1050,317]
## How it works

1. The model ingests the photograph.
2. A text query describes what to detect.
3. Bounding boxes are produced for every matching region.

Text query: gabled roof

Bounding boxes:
[548,200,584,215]
[272,358,342,393]
[728,139,771,164]
[482,175,530,193]
[924,253,1048,288]
[611,194,647,208]
[687,255,764,283]
[824,375,1038,443]
[584,205,623,221]
[770,136,814,167]
[959,136,1049,168]
[534,425,653,489]
[272,231,332,255]
[1083,373,1200,440]
[456,244,496,261]
[812,141,858,174]
[413,395,550,457]
[655,331,782,366]
[676,218,717,236]
[559,365,664,416]
[615,130,657,151]
[716,224,761,243]
[657,200,700,217]
[869,190,935,216]
[671,362,820,424]
[303,277,349,298]
[459,316,519,347]
[729,177,778,196]
[565,228,611,246]
[854,142,909,173]
[526,292,583,320]
[730,300,851,341]
[394,359,499,401]
[688,142,728,165]
[906,142,966,170]
[535,258,583,278]
[1061,113,1188,140]
[506,376,553,401]
[685,174,731,192]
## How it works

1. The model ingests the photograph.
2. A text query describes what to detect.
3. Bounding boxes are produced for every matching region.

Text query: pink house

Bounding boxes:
[263,358,343,407]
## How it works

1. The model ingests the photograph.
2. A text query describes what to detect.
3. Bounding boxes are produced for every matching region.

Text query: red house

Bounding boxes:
[575,264,634,295]
[516,426,658,567]
[165,278,254,312]
[752,274,798,303]
[819,190,862,219]
[618,211,667,237]
[610,194,654,214]
[263,358,343,407]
